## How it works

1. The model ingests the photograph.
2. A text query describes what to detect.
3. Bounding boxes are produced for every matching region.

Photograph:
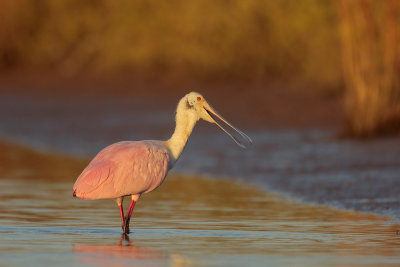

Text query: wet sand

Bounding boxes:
[1,142,400,266]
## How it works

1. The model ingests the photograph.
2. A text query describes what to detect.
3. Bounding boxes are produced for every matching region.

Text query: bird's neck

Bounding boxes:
[165,100,198,165]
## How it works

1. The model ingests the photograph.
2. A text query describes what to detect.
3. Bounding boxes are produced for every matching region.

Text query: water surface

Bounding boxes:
[1,94,400,266]
[0,94,399,217]
[0,157,399,266]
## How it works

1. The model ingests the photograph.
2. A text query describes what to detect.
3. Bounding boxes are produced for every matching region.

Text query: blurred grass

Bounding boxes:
[339,0,400,137]
[0,0,341,90]
[0,0,399,136]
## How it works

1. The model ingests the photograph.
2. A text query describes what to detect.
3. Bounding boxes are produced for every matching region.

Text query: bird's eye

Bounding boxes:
[197,97,202,101]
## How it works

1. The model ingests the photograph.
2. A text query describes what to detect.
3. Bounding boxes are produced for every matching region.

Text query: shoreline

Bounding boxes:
[1,138,398,223]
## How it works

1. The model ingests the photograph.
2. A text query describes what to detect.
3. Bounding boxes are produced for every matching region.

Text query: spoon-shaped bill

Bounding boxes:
[203,102,253,149]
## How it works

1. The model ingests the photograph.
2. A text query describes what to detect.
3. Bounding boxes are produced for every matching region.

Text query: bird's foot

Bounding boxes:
[123,216,130,234]
[123,223,130,234]
[121,217,126,231]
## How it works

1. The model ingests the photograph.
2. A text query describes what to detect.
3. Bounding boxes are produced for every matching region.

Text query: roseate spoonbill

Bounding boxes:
[73,92,252,234]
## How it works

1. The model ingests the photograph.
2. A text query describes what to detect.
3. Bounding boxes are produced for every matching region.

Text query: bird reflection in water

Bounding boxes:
[73,234,169,266]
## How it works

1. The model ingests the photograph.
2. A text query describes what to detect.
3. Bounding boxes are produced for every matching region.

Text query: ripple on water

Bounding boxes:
[0,171,400,267]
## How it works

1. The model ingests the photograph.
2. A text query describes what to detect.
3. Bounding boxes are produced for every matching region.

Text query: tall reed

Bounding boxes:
[339,0,400,137]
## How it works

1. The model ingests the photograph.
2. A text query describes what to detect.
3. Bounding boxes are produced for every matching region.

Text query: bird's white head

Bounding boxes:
[186,92,214,123]
[185,92,253,149]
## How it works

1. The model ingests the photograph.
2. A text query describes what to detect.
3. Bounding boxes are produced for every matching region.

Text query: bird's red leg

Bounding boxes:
[123,199,136,234]
[119,205,125,225]
[116,197,125,231]
[123,194,141,234]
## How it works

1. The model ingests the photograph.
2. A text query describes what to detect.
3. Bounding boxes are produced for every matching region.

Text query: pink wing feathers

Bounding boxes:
[73,141,171,200]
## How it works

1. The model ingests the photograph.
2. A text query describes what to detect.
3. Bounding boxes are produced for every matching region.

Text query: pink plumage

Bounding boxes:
[72,92,252,234]
[73,141,171,200]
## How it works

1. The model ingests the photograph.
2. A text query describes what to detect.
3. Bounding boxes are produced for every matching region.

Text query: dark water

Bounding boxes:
[1,93,400,266]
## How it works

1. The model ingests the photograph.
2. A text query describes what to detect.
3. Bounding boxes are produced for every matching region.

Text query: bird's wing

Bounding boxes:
[73,159,115,199]
[73,141,170,199]
[73,141,134,199]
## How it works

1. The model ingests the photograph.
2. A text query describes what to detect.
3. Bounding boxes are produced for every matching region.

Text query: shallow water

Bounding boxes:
[1,175,400,267]
[0,94,399,217]
[1,93,400,266]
